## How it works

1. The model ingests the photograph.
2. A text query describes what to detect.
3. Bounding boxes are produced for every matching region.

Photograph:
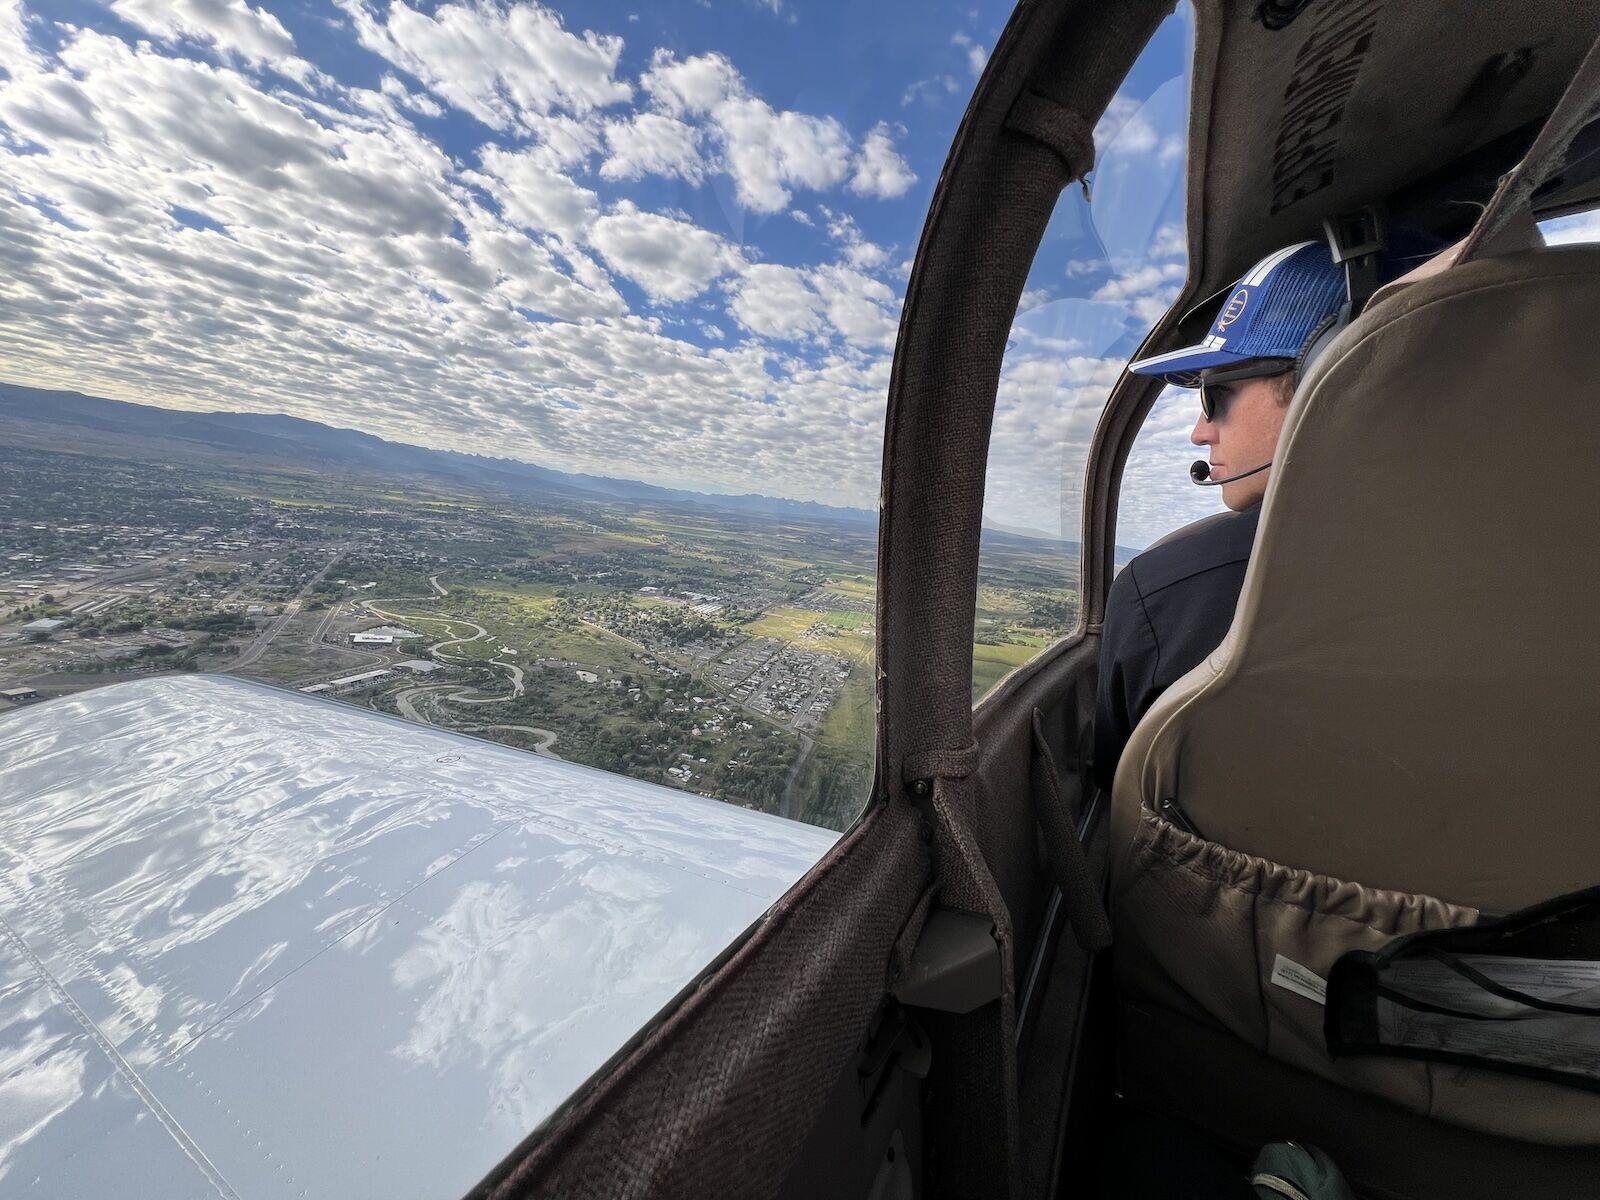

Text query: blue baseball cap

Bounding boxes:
[1129,240,1347,387]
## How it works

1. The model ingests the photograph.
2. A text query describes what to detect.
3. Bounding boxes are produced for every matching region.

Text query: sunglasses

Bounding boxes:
[1198,359,1294,422]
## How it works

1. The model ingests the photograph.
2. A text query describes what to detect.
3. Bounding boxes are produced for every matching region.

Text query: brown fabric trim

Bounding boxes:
[1004,90,1096,176]
[924,778,1021,1198]
[889,883,939,988]
[872,4,1173,1194]
[903,743,979,782]
[1459,28,1600,261]
[1030,708,1112,952]
[972,632,1101,995]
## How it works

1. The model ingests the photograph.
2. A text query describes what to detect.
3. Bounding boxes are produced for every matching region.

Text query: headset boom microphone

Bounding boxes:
[1190,459,1272,486]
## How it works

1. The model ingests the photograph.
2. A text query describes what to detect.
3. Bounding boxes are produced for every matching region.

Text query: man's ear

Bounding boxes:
[1273,372,1298,408]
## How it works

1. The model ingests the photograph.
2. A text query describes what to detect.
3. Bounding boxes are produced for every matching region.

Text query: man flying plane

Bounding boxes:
[1092,240,1347,793]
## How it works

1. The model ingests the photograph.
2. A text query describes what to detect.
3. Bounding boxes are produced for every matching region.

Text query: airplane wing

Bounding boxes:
[0,675,835,1198]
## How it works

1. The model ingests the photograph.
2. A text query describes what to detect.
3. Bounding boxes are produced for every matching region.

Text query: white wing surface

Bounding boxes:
[0,675,835,1198]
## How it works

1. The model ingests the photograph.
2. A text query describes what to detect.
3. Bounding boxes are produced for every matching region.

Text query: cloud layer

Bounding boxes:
[0,1,927,511]
[0,0,1230,549]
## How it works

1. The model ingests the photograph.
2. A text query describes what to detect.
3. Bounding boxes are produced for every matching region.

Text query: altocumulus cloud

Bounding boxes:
[0,0,1202,542]
[0,0,929,512]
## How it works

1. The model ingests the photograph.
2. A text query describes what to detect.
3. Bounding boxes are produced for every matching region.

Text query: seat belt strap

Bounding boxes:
[1460,30,1600,263]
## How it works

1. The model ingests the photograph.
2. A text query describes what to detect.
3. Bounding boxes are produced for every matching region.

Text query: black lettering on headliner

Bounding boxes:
[1283,55,1367,118]
[1285,37,1372,104]
[1291,0,1382,74]
[1278,80,1352,142]
[1276,134,1338,180]
[1275,62,1365,160]
[1272,147,1337,213]
[1269,1,1382,215]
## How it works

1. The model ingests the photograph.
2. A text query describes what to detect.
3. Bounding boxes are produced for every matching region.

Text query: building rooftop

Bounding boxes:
[325,669,392,687]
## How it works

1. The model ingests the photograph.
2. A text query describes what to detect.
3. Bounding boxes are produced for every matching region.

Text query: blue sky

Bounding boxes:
[0,0,1209,544]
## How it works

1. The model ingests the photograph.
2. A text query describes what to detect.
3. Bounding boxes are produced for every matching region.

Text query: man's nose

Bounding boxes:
[1191,414,1217,446]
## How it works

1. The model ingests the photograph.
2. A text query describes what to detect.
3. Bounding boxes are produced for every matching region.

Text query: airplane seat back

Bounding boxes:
[1103,239,1600,1193]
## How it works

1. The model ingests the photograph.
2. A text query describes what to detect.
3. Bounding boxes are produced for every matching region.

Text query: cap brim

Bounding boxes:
[1127,343,1256,387]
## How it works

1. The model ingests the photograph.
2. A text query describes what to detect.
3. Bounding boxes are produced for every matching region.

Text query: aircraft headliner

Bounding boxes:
[0,675,835,1198]
[1184,0,1600,296]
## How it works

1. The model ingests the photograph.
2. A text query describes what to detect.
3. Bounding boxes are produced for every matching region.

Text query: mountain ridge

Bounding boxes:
[0,382,1142,558]
[0,382,880,526]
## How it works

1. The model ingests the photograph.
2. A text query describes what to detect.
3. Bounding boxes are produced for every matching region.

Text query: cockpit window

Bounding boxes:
[0,0,1005,832]
[1540,210,1600,244]
[975,3,1192,702]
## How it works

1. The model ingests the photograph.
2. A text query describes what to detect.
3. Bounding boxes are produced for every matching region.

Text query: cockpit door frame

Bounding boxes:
[872,0,1176,1194]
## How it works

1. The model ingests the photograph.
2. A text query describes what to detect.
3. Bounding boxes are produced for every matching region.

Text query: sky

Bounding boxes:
[0,0,1221,547]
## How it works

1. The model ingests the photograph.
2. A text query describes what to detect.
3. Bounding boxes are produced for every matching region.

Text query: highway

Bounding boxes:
[228,545,347,671]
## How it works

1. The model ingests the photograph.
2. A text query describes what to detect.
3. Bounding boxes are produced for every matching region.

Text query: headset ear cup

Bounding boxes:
[1296,311,1344,380]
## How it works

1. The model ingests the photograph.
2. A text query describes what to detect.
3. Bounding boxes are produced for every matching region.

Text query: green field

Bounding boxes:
[972,634,1052,703]
[816,667,874,752]
[817,610,872,631]
[822,575,875,598]
[741,607,820,641]
[470,583,562,615]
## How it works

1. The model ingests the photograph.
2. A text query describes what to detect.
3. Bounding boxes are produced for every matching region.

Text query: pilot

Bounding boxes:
[1091,240,1349,795]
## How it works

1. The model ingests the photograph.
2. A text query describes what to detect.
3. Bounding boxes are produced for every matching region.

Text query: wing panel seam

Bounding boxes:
[0,882,240,1200]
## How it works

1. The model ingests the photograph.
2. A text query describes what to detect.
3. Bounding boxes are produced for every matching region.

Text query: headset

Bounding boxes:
[1299,207,1387,378]
[1191,208,1386,487]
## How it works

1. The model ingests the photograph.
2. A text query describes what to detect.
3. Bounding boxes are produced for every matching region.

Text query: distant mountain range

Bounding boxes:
[0,383,882,527]
[0,382,1135,557]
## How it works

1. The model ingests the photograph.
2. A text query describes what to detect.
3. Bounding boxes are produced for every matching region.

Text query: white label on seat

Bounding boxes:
[1270,954,1327,1005]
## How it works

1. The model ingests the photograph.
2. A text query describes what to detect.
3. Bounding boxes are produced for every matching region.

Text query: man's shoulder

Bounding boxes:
[1124,506,1261,598]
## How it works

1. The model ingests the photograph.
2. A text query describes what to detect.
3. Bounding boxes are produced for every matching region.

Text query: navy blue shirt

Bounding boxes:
[1093,505,1262,794]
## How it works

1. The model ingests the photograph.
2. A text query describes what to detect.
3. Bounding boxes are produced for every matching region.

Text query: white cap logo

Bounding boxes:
[1215,287,1250,332]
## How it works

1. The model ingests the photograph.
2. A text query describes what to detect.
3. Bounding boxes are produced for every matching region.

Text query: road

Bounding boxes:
[228,545,347,671]
[457,722,559,756]
[447,657,525,703]
[311,598,341,645]
[368,606,488,660]
[778,733,815,820]
[392,684,559,757]
[370,597,815,814]
[428,575,448,597]
[297,598,388,670]
[394,683,442,723]
[367,605,526,700]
